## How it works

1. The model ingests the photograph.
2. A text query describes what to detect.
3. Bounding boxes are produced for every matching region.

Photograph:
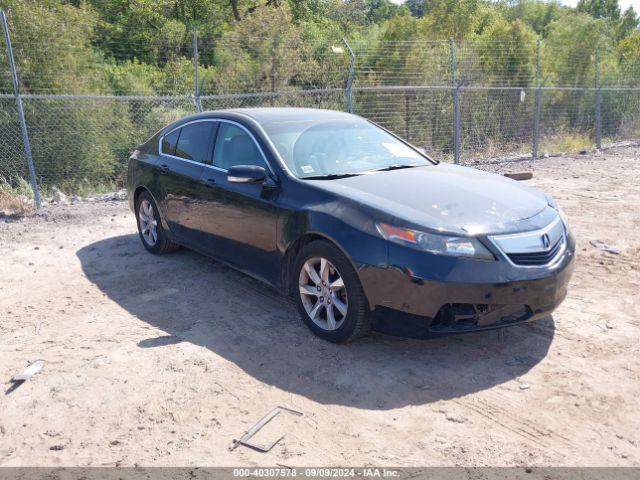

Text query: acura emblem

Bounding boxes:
[541,233,551,249]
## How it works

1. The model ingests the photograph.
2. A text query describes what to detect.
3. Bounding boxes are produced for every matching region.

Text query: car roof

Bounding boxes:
[228,107,356,123]
[161,108,359,136]
[175,107,357,125]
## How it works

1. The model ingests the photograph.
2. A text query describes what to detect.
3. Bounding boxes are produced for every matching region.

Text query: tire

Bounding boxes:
[292,240,370,343]
[135,190,180,255]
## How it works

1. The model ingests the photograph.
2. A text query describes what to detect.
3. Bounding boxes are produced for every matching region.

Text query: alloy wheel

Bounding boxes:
[298,257,348,331]
[138,199,158,247]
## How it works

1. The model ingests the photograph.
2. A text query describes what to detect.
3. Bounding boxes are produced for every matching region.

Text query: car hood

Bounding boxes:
[306,163,551,235]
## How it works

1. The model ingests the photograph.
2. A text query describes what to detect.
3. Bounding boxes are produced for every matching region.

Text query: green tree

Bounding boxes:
[205,3,311,93]
[422,0,482,39]
[405,0,426,17]
[366,0,408,24]
[325,0,368,33]
[505,0,566,36]
[616,7,639,41]
[87,0,193,67]
[0,0,105,94]
[617,30,640,84]
[476,19,537,86]
[577,0,621,20]
[0,0,135,192]
[103,60,164,96]
[543,12,611,86]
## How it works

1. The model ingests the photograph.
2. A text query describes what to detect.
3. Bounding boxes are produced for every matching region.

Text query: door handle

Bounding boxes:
[157,164,170,174]
[204,178,217,188]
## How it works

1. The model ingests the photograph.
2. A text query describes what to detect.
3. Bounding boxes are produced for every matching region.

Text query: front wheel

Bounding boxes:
[293,240,370,343]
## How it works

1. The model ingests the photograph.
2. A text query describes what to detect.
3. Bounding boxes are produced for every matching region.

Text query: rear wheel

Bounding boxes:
[293,240,370,343]
[135,191,179,254]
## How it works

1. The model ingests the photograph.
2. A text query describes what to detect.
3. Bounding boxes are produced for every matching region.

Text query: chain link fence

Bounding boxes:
[0,9,639,207]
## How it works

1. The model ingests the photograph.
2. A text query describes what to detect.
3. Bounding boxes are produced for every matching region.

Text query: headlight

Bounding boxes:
[557,206,569,229]
[546,194,569,230]
[376,222,495,260]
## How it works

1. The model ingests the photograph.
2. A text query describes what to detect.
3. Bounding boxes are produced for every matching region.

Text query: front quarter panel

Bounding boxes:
[278,190,390,308]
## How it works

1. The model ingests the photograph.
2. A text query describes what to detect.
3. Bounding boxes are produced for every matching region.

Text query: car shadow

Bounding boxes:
[77,234,555,410]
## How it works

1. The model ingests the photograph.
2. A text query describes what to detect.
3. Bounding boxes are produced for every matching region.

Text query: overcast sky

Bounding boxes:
[389,0,640,12]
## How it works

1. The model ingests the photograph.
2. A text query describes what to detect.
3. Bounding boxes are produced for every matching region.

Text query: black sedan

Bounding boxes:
[127,108,575,342]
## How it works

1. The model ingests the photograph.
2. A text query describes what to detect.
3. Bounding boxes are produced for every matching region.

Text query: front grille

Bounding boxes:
[507,238,563,266]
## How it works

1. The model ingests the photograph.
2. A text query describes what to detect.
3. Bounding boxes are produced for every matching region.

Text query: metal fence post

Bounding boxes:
[532,39,542,159]
[193,28,202,113]
[342,38,355,114]
[0,9,41,208]
[450,37,460,164]
[594,47,602,150]
[404,90,410,139]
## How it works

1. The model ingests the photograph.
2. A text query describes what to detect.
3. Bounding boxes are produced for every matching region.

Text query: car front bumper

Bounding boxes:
[358,232,575,337]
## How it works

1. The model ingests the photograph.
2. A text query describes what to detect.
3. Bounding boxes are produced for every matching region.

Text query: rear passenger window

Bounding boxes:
[161,129,180,156]
[175,122,215,163]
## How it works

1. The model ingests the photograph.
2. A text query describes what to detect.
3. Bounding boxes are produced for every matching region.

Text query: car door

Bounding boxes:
[157,120,217,241]
[197,121,280,284]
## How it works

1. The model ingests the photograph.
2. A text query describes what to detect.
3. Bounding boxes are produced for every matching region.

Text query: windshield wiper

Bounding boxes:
[300,172,362,180]
[300,164,424,180]
[368,164,423,172]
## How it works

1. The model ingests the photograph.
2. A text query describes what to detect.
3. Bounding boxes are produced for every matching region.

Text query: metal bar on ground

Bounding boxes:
[229,406,303,453]
[1,9,41,209]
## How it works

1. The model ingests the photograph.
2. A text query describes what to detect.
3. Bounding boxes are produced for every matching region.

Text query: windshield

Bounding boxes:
[261,118,432,178]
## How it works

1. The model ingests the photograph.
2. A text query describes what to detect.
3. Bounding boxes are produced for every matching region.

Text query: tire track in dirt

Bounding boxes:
[454,396,574,451]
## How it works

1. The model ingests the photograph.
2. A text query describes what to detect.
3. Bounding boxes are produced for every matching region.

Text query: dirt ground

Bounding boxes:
[1,147,639,467]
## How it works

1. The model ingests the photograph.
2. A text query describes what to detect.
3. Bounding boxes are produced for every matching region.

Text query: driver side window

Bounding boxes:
[213,123,267,171]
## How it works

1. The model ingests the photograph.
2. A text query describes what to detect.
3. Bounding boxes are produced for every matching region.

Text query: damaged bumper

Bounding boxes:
[359,233,575,337]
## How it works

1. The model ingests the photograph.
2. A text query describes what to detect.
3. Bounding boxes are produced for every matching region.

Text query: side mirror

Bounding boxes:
[227,165,267,184]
